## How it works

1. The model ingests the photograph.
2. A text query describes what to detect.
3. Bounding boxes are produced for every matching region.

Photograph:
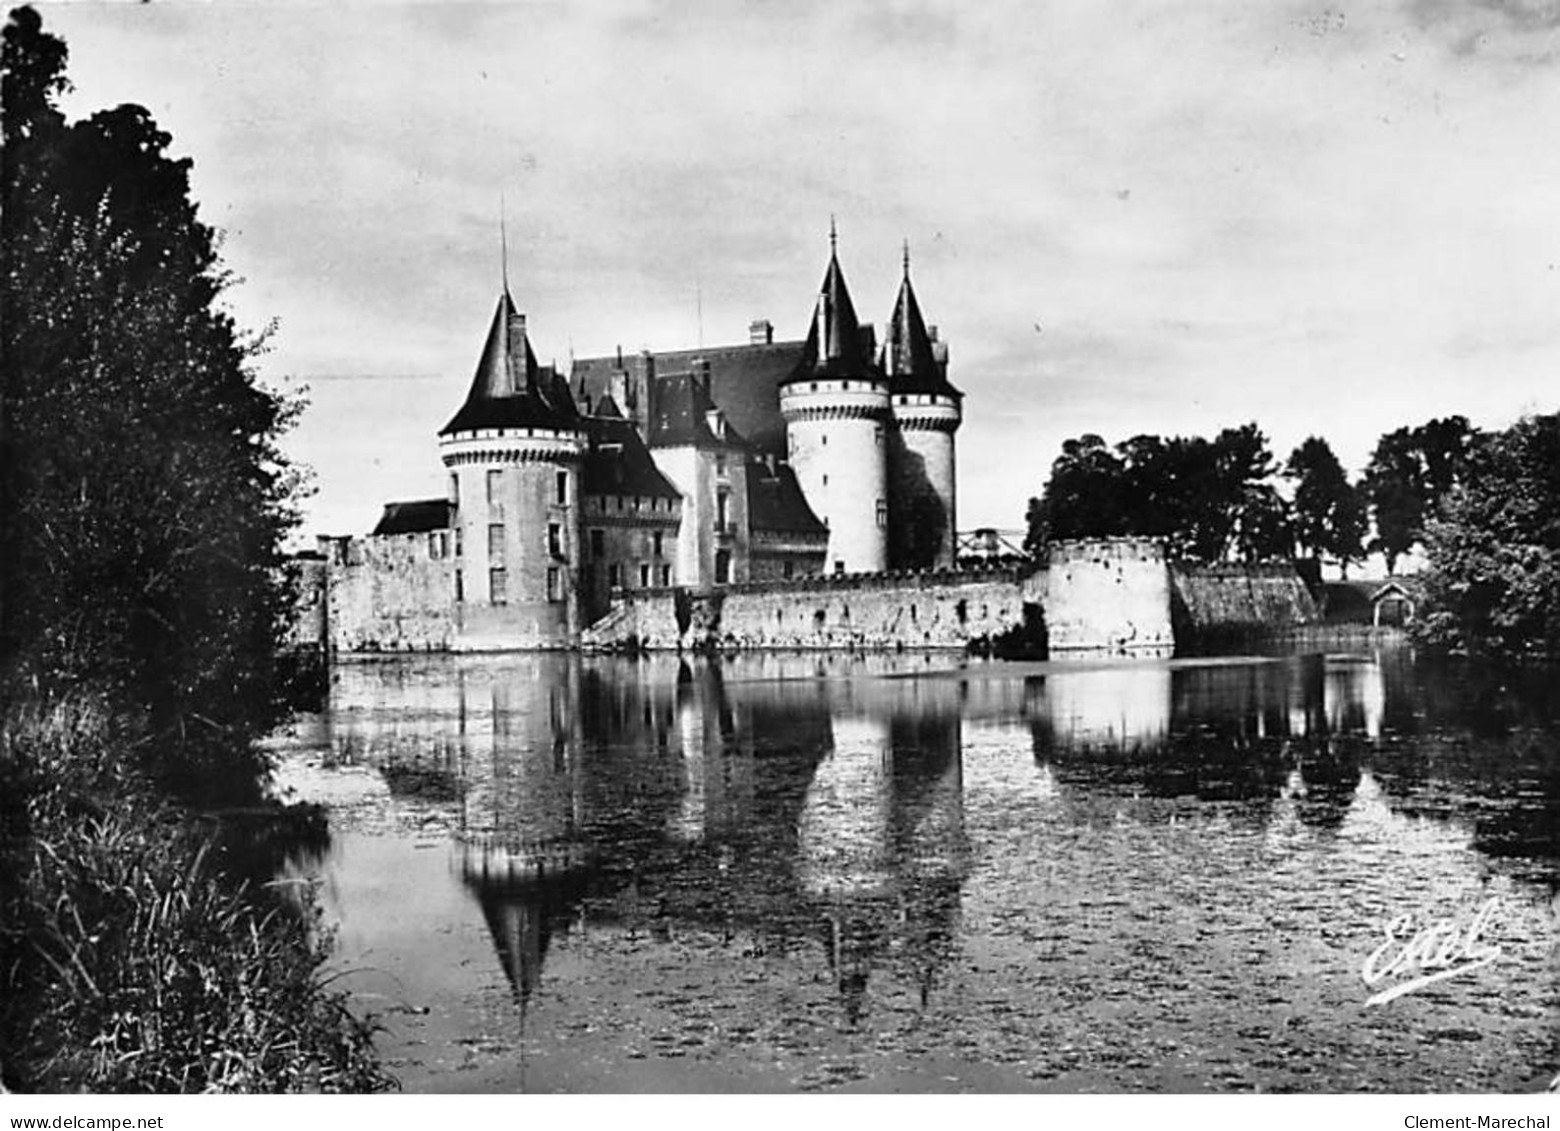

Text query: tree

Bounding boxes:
[1362,416,1477,574]
[1416,413,1560,657]
[2,5,300,798]
[1024,433,1127,554]
[1286,436,1365,576]
[1026,424,1289,564]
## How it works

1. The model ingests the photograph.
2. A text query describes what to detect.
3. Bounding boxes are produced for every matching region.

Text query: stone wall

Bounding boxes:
[323,533,455,652]
[1044,538,1174,653]
[583,565,1040,651]
[317,532,1317,655]
[1170,563,1320,646]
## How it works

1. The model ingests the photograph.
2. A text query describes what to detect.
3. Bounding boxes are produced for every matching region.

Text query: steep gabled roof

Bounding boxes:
[884,255,961,398]
[440,292,580,435]
[647,372,751,451]
[372,498,455,536]
[571,341,803,457]
[747,461,828,538]
[583,410,683,500]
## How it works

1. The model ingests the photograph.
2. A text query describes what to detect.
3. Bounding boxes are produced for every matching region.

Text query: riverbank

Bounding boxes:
[0,695,395,1093]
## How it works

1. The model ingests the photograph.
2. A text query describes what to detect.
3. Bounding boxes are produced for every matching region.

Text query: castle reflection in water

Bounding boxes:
[299,649,1559,1029]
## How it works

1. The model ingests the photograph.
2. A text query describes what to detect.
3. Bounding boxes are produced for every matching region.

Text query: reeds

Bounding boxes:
[0,694,394,1093]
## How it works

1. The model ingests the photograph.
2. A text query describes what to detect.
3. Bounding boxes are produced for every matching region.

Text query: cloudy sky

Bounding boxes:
[40,0,1560,539]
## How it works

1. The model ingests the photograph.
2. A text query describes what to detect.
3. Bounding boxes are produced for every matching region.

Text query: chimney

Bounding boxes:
[749,318,774,346]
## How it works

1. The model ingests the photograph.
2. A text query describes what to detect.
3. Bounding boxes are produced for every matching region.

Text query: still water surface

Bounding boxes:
[266,648,1559,1092]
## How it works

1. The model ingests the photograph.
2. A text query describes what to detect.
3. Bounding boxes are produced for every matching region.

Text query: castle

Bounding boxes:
[320,229,965,650]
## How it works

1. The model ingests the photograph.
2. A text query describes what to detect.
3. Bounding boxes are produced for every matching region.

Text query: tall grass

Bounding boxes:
[0,695,394,1093]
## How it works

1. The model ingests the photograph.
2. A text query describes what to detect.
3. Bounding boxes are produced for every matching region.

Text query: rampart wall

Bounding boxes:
[1170,563,1320,646]
[322,534,455,652]
[1044,539,1174,652]
[584,564,1042,652]
[307,534,1320,656]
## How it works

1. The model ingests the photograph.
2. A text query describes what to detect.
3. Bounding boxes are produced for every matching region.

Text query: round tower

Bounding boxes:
[884,246,962,571]
[439,291,586,648]
[779,229,890,575]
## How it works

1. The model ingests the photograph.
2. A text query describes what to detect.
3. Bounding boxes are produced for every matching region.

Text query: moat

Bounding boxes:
[263,647,1559,1093]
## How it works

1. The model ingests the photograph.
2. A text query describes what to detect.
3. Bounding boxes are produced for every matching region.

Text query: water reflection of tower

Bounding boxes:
[457,655,591,1015]
[1029,662,1172,759]
[799,676,970,1025]
[672,661,757,843]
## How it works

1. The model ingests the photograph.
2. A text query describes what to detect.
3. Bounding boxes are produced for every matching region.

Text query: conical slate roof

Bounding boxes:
[790,228,877,382]
[440,292,580,435]
[883,248,960,398]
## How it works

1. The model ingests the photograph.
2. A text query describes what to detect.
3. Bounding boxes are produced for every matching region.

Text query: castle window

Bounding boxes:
[486,469,501,504]
[822,475,828,487]
[822,433,828,447]
[716,490,730,532]
[489,567,508,604]
[454,570,464,602]
[590,528,605,557]
[875,424,884,446]
[488,523,505,561]
[876,499,887,528]
[715,550,731,584]
[555,471,568,505]
[834,560,844,575]
[454,526,463,557]
[716,452,726,475]
[783,560,794,580]
[653,532,663,557]
[428,532,441,559]
[639,563,650,588]
[548,522,563,558]
[609,563,622,588]
[449,472,460,505]
[547,567,561,601]
[660,564,671,586]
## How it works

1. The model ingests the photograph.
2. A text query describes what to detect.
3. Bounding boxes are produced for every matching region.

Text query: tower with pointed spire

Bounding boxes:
[439,289,587,648]
[777,224,892,575]
[883,242,962,570]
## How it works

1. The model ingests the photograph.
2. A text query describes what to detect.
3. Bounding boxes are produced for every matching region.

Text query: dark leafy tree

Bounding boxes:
[1027,423,1289,564]
[1024,434,1127,554]
[1286,436,1365,576]
[1233,483,1293,563]
[1362,416,1477,574]
[1,5,301,799]
[1415,413,1560,657]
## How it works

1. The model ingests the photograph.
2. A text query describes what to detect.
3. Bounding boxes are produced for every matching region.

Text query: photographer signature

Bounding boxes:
[1361,897,1501,1006]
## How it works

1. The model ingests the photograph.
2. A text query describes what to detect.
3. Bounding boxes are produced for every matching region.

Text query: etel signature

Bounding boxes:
[1361,897,1502,1006]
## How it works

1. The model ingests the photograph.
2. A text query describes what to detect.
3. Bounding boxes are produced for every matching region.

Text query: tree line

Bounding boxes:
[1025,412,1560,658]
[1025,417,1478,576]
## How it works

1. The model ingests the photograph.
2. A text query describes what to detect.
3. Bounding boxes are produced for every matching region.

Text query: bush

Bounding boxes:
[0,697,394,1094]
[1415,414,1560,658]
